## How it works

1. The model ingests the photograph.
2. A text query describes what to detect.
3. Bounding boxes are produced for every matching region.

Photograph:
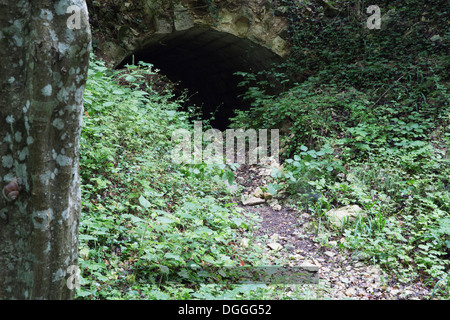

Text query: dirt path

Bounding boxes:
[233,162,433,300]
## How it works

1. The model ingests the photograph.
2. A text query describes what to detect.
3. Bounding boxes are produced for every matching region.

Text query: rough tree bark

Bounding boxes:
[0,1,91,299]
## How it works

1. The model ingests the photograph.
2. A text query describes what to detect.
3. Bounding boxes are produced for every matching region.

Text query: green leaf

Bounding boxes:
[267,183,278,195]
[160,265,170,274]
[156,217,175,224]
[139,195,151,209]
[79,234,98,241]
[195,227,214,235]
[164,253,182,261]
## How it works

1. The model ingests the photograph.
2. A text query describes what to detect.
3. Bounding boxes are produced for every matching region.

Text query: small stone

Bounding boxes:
[299,212,310,219]
[302,222,317,233]
[263,192,273,200]
[253,187,264,198]
[401,290,414,298]
[326,205,366,228]
[328,240,338,247]
[316,257,325,263]
[242,195,265,206]
[267,242,283,251]
[341,277,350,284]
[270,233,280,240]
[345,287,357,296]
[272,204,282,211]
[390,288,400,295]
[259,168,272,176]
[324,251,335,258]
[299,261,318,271]
[268,199,282,211]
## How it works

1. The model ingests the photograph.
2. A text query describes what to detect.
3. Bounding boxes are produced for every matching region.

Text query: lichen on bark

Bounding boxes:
[0,0,91,299]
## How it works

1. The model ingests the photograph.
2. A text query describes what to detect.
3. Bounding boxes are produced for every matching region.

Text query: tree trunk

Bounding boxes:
[0,0,91,299]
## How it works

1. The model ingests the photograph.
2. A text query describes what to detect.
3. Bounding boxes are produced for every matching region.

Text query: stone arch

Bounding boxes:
[112,1,290,129]
[119,25,284,129]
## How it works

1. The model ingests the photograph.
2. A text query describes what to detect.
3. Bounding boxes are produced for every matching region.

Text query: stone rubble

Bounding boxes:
[234,161,433,300]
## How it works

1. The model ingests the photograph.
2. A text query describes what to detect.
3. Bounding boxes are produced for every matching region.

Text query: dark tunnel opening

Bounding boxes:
[118,26,283,130]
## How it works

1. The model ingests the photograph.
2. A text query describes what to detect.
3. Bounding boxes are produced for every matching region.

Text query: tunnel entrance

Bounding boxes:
[118,26,283,130]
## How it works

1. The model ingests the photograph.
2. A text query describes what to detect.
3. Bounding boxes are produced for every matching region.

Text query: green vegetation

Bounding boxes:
[231,0,449,296]
[78,59,270,299]
[78,0,449,299]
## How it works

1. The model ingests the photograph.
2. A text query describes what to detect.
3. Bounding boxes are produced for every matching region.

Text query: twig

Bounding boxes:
[373,71,409,106]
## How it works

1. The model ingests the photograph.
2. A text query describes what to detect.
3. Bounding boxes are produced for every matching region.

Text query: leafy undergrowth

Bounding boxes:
[230,0,450,298]
[77,0,449,299]
[77,58,270,299]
